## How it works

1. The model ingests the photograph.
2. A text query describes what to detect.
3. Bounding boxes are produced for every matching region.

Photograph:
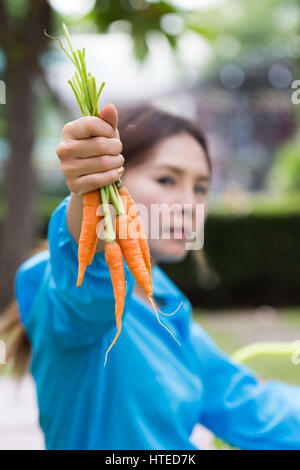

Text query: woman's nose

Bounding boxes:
[180,188,197,213]
[171,190,195,221]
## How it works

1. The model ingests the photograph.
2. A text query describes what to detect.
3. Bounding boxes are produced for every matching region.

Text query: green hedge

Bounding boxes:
[160,214,300,308]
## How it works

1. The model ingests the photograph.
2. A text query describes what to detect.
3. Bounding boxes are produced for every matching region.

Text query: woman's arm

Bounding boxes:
[43,105,132,342]
[45,196,135,343]
[191,321,300,450]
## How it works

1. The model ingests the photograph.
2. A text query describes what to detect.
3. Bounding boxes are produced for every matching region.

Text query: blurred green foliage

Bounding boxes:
[161,213,300,308]
[89,0,180,61]
[267,135,300,192]
[209,193,300,216]
[195,309,300,385]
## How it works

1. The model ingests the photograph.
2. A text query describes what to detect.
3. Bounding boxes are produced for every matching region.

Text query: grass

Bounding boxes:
[193,308,300,386]
[192,308,300,450]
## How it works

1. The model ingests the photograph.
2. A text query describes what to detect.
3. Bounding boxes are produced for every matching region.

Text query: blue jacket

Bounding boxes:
[15,197,300,450]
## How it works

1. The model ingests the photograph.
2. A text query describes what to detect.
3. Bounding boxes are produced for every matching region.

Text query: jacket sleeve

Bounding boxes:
[191,321,300,450]
[46,196,135,342]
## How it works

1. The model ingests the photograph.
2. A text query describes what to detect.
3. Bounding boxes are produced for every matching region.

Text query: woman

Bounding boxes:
[3,103,300,450]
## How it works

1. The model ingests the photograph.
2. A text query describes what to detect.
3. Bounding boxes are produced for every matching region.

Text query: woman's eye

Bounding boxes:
[156,176,175,186]
[195,185,208,194]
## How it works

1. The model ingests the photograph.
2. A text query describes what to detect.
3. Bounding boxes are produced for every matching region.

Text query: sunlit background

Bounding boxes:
[2,0,298,199]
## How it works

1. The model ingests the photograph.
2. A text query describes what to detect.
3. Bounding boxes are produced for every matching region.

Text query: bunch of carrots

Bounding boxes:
[45,24,180,365]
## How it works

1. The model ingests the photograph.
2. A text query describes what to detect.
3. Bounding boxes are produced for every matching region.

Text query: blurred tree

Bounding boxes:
[0,0,51,310]
[89,0,180,61]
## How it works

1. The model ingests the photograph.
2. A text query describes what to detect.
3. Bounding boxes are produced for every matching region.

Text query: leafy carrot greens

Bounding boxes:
[45,24,180,365]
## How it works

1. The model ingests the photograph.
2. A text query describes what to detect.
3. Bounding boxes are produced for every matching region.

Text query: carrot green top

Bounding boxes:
[15,196,300,450]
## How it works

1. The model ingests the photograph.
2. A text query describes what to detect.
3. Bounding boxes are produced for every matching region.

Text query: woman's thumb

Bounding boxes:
[98,103,118,130]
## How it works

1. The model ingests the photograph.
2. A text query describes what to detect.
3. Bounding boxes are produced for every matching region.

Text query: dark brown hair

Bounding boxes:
[117,103,211,172]
[0,103,211,377]
[0,300,31,377]
[0,240,48,377]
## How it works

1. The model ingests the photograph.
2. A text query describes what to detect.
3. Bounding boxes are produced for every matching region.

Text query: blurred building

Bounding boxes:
[158,63,296,194]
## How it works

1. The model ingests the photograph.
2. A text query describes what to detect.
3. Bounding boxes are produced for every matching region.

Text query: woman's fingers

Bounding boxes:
[69,167,124,195]
[75,137,123,159]
[57,109,124,196]
[57,136,122,160]
[62,154,124,179]
[63,115,115,140]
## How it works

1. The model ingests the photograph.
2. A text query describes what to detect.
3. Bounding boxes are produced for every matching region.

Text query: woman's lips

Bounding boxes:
[162,227,190,240]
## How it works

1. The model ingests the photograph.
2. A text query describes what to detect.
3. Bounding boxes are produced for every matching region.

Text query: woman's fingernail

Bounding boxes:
[118,167,124,175]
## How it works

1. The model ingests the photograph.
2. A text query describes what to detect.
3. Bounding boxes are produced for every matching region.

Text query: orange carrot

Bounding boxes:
[86,196,104,266]
[86,237,98,266]
[104,240,126,366]
[116,214,152,295]
[116,213,180,345]
[118,185,152,282]
[118,186,138,219]
[77,190,101,287]
[135,217,152,285]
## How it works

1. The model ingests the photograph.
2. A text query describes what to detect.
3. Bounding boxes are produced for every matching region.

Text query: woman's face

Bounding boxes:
[122,131,211,263]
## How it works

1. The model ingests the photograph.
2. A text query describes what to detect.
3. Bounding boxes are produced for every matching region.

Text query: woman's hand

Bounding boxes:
[56,105,124,195]
[57,103,123,246]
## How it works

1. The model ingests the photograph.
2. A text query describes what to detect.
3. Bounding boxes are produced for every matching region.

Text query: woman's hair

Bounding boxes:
[117,102,211,172]
[0,240,48,377]
[0,300,31,377]
[0,102,211,377]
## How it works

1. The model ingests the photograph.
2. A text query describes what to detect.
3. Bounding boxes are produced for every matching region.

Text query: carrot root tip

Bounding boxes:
[148,296,181,346]
[77,264,87,288]
[153,298,183,317]
[104,329,121,367]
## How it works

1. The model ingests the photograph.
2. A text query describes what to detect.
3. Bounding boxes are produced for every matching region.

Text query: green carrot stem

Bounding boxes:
[87,78,94,106]
[96,82,105,105]
[62,25,83,79]
[70,77,90,115]
[105,185,109,201]
[109,184,121,216]
[68,80,85,115]
[46,23,123,226]
[112,182,125,215]
[115,179,123,189]
[75,71,84,95]
[44,29,75,65]
[62,23,76,56]
[78,49,93,112]
[101,187,115,243]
